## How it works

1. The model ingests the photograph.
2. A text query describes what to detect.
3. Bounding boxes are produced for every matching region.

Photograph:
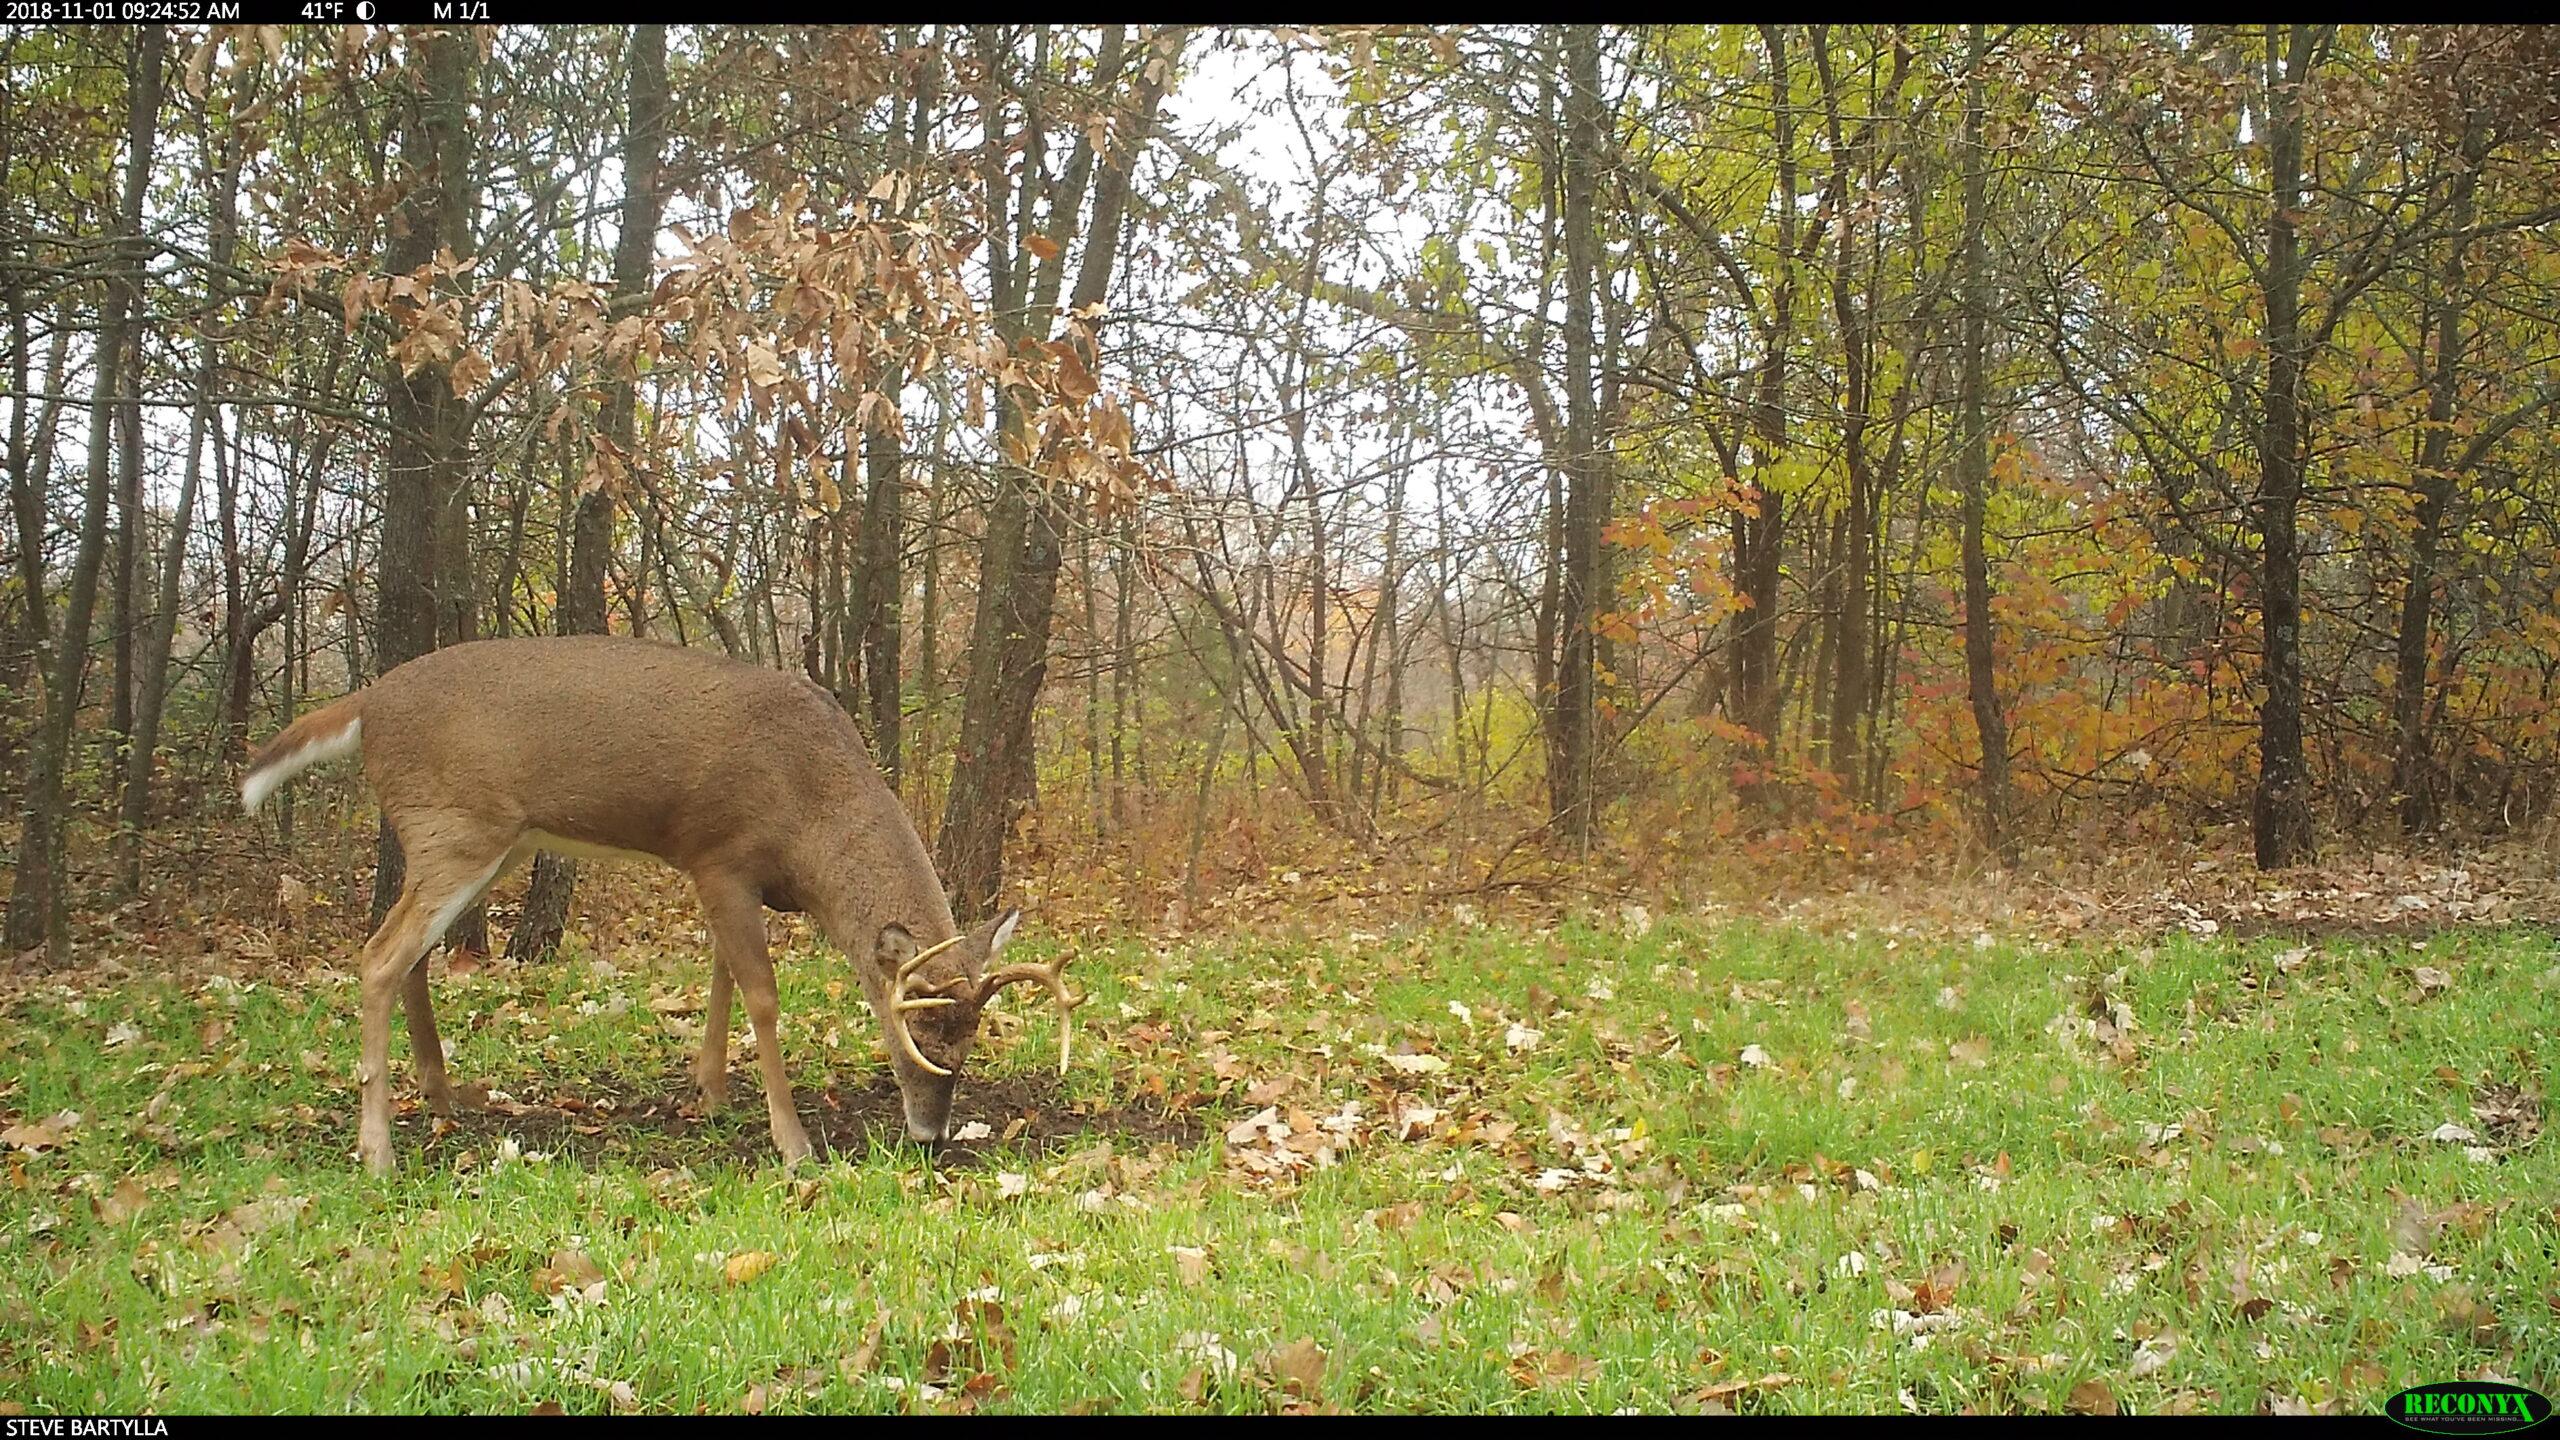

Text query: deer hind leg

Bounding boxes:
[695,875,810,1163]
[357,821,512,1175]
[692,947,734,1112]
[415,838,540,1116]
[403,960,455,1117]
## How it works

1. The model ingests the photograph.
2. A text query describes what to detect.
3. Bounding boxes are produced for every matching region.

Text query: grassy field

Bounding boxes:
[1,909,2552,1413]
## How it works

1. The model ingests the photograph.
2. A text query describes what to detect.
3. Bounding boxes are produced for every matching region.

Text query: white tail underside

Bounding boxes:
[241,716,362,814]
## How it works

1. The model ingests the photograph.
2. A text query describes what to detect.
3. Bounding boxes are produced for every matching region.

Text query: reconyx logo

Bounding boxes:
[2385,1382,2552,1435]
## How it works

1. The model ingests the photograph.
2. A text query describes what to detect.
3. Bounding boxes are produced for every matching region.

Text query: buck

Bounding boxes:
[240,634,1077,1175]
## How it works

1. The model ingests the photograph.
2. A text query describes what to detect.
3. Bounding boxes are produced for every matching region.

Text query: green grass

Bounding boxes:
[2,914,2553,1413]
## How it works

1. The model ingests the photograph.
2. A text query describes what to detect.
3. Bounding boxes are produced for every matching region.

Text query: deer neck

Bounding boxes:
[805,798,961,972]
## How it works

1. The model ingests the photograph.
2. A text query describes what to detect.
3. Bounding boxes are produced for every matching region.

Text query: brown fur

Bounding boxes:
[248,635,1019,1173]
[243,692,365,781]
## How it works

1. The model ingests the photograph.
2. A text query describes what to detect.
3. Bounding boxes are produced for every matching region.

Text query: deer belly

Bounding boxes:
[519,828,663,867]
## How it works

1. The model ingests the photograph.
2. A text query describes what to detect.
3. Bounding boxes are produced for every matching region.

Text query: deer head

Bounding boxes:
[874,908,1082,1142]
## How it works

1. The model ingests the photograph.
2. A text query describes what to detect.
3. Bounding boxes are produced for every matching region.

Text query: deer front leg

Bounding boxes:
[698,878,810,1163]
[692,949,733,1112]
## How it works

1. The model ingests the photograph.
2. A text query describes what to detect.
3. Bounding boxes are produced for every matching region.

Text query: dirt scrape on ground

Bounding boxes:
[390,1067,1213,1171]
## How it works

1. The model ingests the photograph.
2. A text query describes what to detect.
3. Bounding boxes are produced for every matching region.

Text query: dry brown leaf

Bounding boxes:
[1911,1260,1965,1314]
[1693,1372,1795,1407]
[97,1176,148,1226]
[1369,1201,1424,1232]
[2436,1287,2500,1345]
[839,1312,887,1382]
[2067,1379,2119,1415]
[1509,1349,1598,1389]
[420,1257,469,1301]
[1264,1337,1327,1400]
[534,1249,607,1295]
[0,1118,65,1152]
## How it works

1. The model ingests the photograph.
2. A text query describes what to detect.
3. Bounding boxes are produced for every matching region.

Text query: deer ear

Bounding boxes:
[874,922,916,970]
[987,908,1023,956]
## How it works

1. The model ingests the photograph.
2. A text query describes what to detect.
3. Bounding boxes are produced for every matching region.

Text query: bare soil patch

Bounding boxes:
[392,1067,1212,1171]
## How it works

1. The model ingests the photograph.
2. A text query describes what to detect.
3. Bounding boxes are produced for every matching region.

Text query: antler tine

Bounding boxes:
[883,932,969,1078]
[974,952,1083,1076]
[897,932,965,984]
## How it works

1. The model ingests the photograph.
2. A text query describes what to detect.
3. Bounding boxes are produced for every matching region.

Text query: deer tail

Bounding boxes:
[241,692,367,814]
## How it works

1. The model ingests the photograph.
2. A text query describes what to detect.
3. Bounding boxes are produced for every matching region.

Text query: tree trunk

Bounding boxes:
[1081,521,1105,836]
[1109,514,1134,829]
[1957,23,2016,863]
[511,23,666,963]
[8,26,163,959]
[1548,23,1605,846]
[939,27,1177,921]
[1729,25,1801,798]
[107,326,144,823]
[116,352,210,890]
[2250,24,2321,871]
[2389,114,2486,837]
[858,417,904,784]
[371,23,477,925]
[118,104,243,890]
[5,308,72,771]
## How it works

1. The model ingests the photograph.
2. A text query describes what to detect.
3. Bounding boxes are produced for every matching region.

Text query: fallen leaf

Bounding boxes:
[0,1118,66,1152]
[840,1313,887,1381]
[2436,1287,2499,1345]
[534,1249,606,1296]
[724,1251,779,1286]
[1263,1337,1327,1400]
[1509,1349,1599,1389]
[97,1176,148,1226]
[2067,1379,2119,1415]
[1911,1261,1964,1314]
[1693,1372,1795,1406]
[1369,1201,1424,1232]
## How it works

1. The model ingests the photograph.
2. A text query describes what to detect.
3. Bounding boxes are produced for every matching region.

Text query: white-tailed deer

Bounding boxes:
[241,635,1077,1174]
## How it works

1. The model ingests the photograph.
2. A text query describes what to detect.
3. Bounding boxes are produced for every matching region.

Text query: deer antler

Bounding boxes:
[883,933,968,1077]
[974,951,1083,1075]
